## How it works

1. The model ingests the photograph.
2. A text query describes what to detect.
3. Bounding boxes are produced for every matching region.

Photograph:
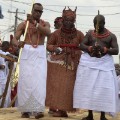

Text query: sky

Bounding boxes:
[0,0,120,63]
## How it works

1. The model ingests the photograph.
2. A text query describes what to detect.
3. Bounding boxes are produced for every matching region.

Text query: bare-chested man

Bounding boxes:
[12,3,51,119]
[73,14,119,120]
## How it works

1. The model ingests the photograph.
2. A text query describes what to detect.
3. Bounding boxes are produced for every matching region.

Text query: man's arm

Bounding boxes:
[37,21,51,36]
[12,22,25,46]
[80,32,90,52]
[78,31,84,44]
[107,33,119,55]
[47,32,58,52]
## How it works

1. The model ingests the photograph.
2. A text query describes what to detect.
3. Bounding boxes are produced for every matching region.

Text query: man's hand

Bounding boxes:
[89,44,108,58]
[5,54,18,62]
[27,14,38,27]
[18,41,25,48]
[88,45,102,58]
[88,45,97,57]
[27,14,34,24]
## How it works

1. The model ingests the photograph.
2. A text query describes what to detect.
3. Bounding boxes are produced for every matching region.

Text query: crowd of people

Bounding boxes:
[0,2,120,120]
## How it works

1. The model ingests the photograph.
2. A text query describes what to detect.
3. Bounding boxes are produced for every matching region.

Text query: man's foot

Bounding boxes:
[81,116,94,120]
[53,110,68,117]
[21,112,30,118]
[35,112,44,119]
[100,117,108,120]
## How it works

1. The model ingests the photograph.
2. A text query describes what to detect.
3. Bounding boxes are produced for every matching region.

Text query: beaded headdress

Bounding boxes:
[62,6,77,21]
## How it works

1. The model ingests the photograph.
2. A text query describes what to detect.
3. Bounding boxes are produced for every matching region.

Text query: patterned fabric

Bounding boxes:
[18,95,44,112]
[46,61,76,111]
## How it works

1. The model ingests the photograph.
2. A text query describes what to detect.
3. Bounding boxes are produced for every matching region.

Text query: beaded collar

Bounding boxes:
[60,26,77,44]
[92,28,110,38]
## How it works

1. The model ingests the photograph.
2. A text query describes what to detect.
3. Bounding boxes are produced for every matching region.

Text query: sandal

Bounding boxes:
[81,116,94,120]
[21,112,30,118]
[53,110,68,117]
[100,117,108,120]
[35,112,44,119]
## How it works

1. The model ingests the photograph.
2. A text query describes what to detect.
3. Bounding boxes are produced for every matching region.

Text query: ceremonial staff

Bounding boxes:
[118,54,120,65]
[0,53,17,62]
[95,10,100,45]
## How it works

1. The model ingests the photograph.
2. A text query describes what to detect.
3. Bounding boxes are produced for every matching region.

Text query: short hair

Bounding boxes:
[2,41,9,47]
[33,3,43,9]
[54,17,62,23]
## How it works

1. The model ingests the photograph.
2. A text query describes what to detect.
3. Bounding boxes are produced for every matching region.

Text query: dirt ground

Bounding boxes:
[0,108,120,120]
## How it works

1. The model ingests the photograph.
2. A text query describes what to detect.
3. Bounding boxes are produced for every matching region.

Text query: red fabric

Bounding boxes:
[58,44,77,48]
[11,83,17,107]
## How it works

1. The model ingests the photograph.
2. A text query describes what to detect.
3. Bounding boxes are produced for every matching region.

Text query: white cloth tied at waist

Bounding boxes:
[18,44,47,112]
[73,52,120,115]
[80,52,115,71]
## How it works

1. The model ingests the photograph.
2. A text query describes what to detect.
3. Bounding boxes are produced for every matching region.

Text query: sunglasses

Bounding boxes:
[33,9,43,13]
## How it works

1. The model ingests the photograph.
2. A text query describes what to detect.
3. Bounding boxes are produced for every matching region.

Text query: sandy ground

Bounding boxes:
[0,108,120,120]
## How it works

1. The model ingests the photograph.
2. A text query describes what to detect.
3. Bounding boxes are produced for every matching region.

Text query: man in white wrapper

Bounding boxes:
[73,14,119,120]
[116,68,120,108]
[0,41,11,107]
[12,3,51,119]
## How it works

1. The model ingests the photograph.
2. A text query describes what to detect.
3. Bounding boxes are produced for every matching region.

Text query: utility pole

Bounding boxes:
[118,53,120,65]
[8,9,25,35]
[14,8,18,34]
